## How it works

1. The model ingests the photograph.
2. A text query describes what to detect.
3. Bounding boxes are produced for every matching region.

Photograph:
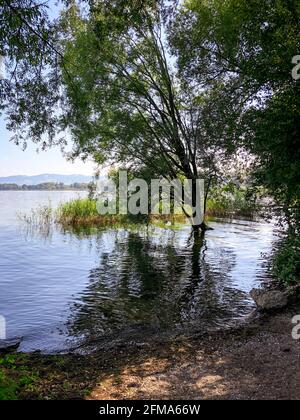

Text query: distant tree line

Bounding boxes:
[0,182,89,191]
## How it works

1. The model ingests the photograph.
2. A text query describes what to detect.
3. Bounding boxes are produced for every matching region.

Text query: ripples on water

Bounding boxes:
[0,191,275,352]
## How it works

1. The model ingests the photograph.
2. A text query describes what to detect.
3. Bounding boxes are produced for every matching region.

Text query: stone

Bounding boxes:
[0,338,21,352]
[250,288,289,311]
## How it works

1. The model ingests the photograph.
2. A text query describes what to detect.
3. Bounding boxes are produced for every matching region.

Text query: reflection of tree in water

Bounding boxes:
[68,229,250,344]
[179,239,247,329]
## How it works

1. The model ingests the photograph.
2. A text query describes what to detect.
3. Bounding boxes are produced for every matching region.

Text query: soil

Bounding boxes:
[1,305,300,400]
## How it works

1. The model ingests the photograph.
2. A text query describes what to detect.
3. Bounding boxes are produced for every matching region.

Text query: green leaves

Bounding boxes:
[1,0,299,236]
[173,0,300,231]
[272,232,300,284]
[0,0,62,149]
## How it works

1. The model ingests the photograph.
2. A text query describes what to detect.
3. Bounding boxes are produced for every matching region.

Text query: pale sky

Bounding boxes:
[0,0,95,177]
[0,117,95,176]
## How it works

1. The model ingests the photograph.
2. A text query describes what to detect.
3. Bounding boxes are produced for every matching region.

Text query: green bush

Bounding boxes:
[206,183,259,218]
[272,232,300,285]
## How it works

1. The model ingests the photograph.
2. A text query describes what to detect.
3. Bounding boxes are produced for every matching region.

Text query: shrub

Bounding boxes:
[272,232,300,285]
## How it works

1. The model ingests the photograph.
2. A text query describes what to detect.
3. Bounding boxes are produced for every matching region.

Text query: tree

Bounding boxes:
[0,0,62,149]
[172,0,300,230]
[55,0,241,230]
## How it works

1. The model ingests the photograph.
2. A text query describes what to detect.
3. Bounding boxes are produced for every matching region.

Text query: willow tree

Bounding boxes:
[56,0,237,231]
[0,0,239,231]
[0,0,61,147]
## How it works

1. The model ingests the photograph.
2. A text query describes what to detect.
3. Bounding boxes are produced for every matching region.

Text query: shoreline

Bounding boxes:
[1,303,300,400]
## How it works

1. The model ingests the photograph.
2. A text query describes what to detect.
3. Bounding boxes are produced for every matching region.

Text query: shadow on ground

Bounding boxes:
[4,307,299,400]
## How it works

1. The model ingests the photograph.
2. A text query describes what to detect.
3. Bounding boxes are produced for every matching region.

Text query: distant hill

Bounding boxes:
[0,174,93,186]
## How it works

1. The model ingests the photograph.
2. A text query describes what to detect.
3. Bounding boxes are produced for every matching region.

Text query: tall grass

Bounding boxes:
[18,204,54,227]
[57,199,187,228]
[19,187,260,232]
[59,198,98,219]
[57,199,126,227]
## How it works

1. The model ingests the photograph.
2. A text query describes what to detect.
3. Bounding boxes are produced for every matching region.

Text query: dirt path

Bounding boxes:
[86,310,300,400]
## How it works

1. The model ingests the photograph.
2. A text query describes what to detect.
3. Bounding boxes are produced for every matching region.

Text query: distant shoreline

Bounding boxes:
[0,182,89,191]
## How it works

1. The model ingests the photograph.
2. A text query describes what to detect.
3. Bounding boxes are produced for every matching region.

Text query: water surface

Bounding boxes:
[0,191,275,352]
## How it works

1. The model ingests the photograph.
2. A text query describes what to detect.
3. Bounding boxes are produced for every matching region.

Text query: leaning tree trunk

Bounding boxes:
[190,176,213,234]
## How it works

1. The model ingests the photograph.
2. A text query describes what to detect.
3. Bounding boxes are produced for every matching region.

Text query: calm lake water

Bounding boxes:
[0,191,276,353]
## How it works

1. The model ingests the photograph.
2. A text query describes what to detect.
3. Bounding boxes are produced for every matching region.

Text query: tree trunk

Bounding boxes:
[190,176,213,233]
[193,221,213,233]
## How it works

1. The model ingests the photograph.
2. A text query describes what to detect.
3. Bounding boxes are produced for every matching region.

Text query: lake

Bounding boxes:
[0,191,276,353]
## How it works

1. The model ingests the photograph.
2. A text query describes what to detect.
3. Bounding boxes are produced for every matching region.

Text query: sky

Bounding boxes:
[0,118,95,177]
[0,0,95,177]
